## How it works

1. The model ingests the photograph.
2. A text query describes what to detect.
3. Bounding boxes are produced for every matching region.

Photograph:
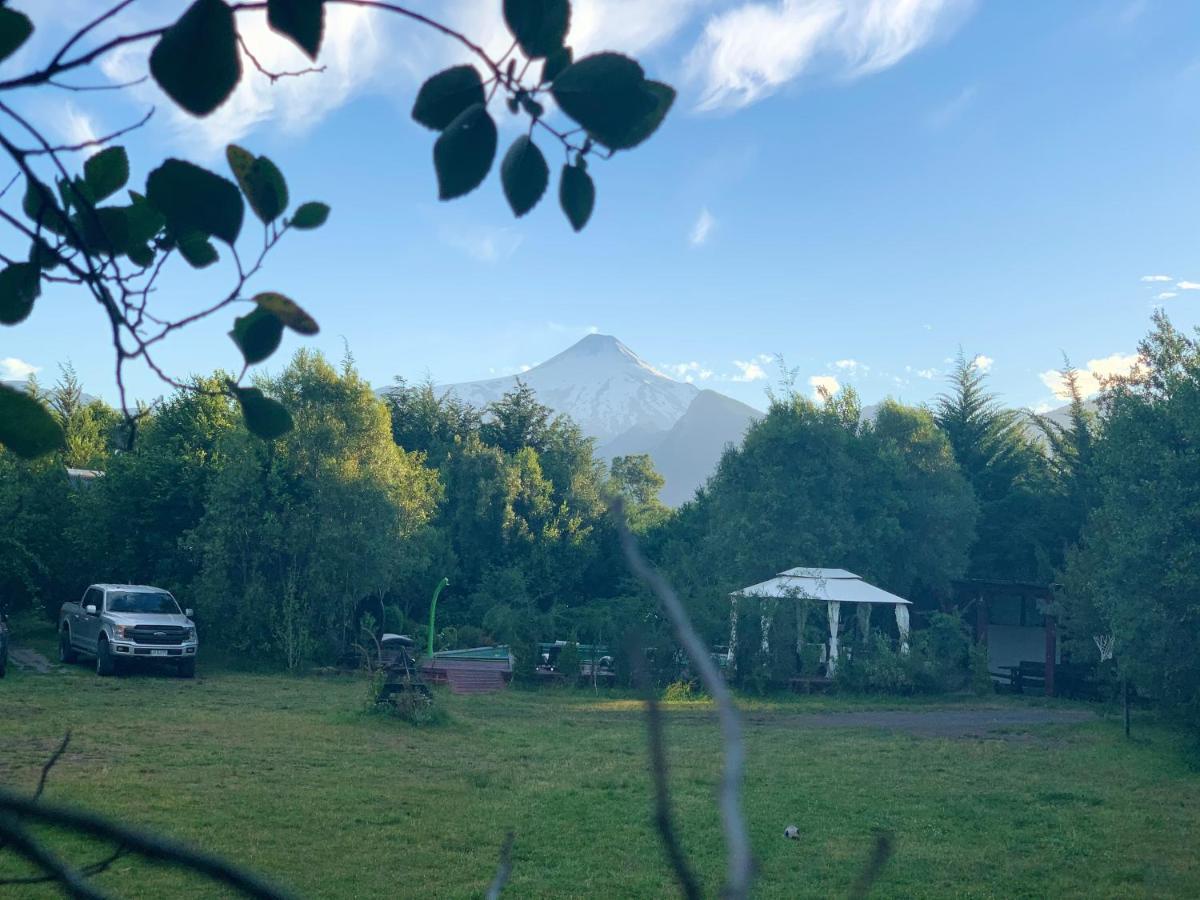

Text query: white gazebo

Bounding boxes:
[729,567,913,674]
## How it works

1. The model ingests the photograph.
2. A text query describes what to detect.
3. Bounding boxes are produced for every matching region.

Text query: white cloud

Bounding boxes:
[688,0,974,111]
[915,367,937,379]
[690,207,717,246]
[663,361,715,383]
[809,374,840,398]
[925,84,976,129]
[0,357,41,380]
[1177,281,1200,290]
[60,102,100,147]
[1038,352,1139,400]
[1155,291,1178,301]
[832,358,868,375]
[1140,274,1172,282]
[102,6,388,155]
[973,353,993,372]
[732,359,769,382]
[439,224,523,262]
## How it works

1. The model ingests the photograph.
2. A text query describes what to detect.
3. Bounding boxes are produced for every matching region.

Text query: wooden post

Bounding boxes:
[975,593,988,645]
[1044,615,1056,697]
[1123,678,1130,738]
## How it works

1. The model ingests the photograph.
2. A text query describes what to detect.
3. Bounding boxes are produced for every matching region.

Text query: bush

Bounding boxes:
[836,634,914,694]
[556,641,581,683]
[662,679,704,702]
[386,689,448,726]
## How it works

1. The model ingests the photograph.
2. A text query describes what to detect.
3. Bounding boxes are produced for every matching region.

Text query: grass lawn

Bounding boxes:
[2,629,1198,898]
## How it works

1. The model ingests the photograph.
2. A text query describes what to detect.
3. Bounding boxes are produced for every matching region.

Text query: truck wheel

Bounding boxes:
[95,638,116,677]
[59,630,78,664]
[177,659,196,679]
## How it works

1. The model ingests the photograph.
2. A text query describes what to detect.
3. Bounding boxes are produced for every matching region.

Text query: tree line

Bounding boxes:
[2,315,1198,731]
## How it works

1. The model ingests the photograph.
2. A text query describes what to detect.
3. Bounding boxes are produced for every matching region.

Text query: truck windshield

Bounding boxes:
[106,592,180,614]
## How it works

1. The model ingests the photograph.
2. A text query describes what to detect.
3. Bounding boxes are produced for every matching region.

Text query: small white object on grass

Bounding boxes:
[783,825,800,840]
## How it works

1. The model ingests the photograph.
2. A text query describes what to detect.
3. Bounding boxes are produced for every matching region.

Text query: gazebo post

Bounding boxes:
[826,600,841,674]
[728,596,739,673]
[895,603,910,655]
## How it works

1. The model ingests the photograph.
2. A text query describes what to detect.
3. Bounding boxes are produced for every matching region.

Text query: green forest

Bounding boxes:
[3,314,1199,730]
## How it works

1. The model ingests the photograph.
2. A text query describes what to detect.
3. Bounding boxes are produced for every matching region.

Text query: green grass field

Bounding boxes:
[2,628,1198,898]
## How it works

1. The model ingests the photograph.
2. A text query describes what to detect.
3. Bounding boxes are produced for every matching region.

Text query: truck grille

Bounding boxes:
[126,625,188,645]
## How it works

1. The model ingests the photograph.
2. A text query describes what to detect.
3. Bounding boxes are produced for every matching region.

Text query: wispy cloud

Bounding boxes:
[1039,352,1138,400]
[1177,280,1200,291]
[731,354,774,382]
[60,102,100,147]
[439,224,523,262]
[832,358,868,375]
[915,367,938,379]
[689,207,717,246]
[0,357,40,380]
[687,0,975,111]
[662,361,715,383]
[1155,291,1178,301]
[1140,274,1172,282]
[809,374,840,399]
[926,84,977,129]
[973,353,994,373]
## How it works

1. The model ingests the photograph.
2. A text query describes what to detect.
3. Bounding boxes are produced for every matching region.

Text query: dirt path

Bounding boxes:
[7,647,61,674]
[747,706,1095,738]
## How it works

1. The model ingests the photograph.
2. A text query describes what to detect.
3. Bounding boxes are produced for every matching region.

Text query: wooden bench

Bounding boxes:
[789,676,834,694]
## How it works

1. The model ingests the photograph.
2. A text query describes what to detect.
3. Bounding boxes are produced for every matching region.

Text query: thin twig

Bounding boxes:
[629,638,701,900]
[237,34,326,83]
[847,830,894,899]
[22,108,154,155]
[0,791,296,900]
[614,500,753,900]
[484,831,514,900]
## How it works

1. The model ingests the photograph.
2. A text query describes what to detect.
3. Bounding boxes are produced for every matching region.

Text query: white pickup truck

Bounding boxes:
[59,584,198,677]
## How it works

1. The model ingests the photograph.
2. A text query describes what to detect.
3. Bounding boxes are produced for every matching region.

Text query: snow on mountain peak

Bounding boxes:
[440,334,698,443]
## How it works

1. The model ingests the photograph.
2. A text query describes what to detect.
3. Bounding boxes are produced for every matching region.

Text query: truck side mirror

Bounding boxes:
[185,608,193,618]
[84,604,97,615]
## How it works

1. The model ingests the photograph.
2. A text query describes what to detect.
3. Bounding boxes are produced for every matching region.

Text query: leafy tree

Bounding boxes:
[386,379,481,464]
[189,351,440,669]
[1060,313,1200,729]
[0,1,673,458]
[934,351,1053,581]
[609,454,669,531]
[482,381,554,455]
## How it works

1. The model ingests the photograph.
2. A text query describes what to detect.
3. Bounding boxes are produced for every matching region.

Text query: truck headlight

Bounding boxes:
[115,624,131,639]
[185,628,196,642]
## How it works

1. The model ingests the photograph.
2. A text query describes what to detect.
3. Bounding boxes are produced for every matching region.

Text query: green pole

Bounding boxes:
[426,577,449,660]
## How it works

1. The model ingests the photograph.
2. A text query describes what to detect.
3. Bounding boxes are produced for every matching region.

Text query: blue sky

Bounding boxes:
[4,0,1200,413]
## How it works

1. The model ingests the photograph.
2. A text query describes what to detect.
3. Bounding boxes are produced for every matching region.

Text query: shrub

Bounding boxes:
[662,679,704,702]
[836,634,914,694]
[556,641,581,683]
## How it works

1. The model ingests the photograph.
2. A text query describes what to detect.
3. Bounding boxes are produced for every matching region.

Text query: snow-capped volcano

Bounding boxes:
[441,334,701,445]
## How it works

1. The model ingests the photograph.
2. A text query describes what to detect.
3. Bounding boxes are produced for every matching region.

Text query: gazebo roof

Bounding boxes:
[731,567,911,605]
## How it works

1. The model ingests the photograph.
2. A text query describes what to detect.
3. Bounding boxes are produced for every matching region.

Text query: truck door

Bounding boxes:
[77,587,102,651]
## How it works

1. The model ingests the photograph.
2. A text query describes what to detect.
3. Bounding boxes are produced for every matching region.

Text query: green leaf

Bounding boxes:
[125,191,166,245]
[74,206,132,256]
[230,307,284,364]
[0,383,65,459]
[147,158,244,244]
[252,291,319,335]
[503,0,569,59]
[83,146,130,202]
[0,262,40,325]
[612,80,675,150]
[267,0,324,60]
[432,103,497,201]
[226,145,289,224]
[28,238,62,272]
[0,7,33,64]
[235,387,293,439]
[149,0,242,117]
[177,231,220,268]
[551,53,665,150]
[411,65,486,131]
[540,45,572,84]
[127,243,156,268]
[500,136,549,217]
[290,202,329,230]
[23,179,69,235]
[559,163,594,232]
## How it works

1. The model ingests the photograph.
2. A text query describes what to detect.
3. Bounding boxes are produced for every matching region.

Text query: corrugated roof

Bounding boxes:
[732,569,911,605]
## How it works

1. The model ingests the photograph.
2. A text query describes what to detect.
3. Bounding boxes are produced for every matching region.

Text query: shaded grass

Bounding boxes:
[0,641,1197,897]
